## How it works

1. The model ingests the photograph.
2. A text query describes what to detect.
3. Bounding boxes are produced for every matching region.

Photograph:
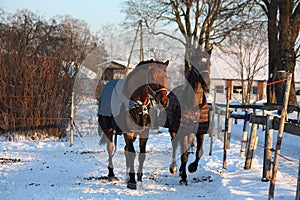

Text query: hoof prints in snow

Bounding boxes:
[0,157,21,164]
[192,176,213,183]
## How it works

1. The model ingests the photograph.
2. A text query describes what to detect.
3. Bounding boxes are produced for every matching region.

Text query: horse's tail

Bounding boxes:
[99,131,118,158]
[99,133,107,146]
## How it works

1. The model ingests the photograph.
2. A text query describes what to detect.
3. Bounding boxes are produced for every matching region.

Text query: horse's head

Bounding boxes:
[188,47,212,92]
[146,59,169,108]
[122,59,169,129]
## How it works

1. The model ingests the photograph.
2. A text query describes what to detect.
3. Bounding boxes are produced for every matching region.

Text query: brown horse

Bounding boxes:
[165,47,211,185]
[98,59,169,189]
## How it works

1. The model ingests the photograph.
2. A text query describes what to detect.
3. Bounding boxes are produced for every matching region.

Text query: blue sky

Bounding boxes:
[0,0,125,33]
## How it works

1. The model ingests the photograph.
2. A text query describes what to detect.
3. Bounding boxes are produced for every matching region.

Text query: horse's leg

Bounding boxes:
[137,130,149,181]
[188,134,204,173]
[104,128,115,181]
[124,133,137,189]
[179,135,189,185]
[169,131,178,174]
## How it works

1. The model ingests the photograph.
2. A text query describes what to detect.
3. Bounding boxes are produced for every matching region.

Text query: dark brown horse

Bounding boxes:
[165,47,211,185]
[98,59,169,189]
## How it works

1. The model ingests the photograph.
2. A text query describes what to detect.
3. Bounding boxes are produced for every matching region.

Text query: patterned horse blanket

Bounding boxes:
[165,85,210,135]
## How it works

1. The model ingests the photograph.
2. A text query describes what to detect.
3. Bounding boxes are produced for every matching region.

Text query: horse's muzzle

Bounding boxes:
[160,99,169,108]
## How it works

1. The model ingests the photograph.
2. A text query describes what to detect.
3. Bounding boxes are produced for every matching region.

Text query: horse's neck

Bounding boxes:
[196,83,207,106]
[124,69,149,104]
[132,87,149,104]
[194,90,204,107]
[184,83,205,108]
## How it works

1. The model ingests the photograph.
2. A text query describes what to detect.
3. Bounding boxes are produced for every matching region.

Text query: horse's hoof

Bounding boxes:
[179,179,188,186]
[107,166,115,180]
[137,173,143,182]
[108,175,116,182]
[169,163,178,175]
[188,162,198,173]
[127,181,137,190]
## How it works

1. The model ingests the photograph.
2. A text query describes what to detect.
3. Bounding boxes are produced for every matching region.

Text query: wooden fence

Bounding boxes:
[209,73,300,199]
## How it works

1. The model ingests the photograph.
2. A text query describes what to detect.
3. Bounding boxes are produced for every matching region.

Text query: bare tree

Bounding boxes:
[221,22,268,105]
[255,0,300,106]
[0,10,98,139]
[122,0,252,76]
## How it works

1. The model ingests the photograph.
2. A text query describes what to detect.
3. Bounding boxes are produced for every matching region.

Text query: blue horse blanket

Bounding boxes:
[97,79,128,117]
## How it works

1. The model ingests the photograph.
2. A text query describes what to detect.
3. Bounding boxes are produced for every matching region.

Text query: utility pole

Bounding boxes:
[126,20,144,73]
[139,20,144,62]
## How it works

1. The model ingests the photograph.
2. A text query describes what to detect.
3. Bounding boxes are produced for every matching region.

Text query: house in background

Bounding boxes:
[96,59,133,80]
[209,47,300,104]
[94,60,134,98]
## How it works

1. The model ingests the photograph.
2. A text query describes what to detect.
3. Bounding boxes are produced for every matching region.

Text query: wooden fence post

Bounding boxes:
[226,115,232,149]
[240,110,250,158]
[244,123,258,170]
[262,114,274,182]
[268,72,292,200]
[70,91,75,147]
[262,109,267,130]
[223,87,230,169]
[296,158,300,200]
[209,88,217,156]
[209,110,214,156]
[234,107,238,124]
[217,107,223,141]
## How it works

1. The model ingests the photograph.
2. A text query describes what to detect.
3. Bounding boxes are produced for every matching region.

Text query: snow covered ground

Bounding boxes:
[0,97,299,200]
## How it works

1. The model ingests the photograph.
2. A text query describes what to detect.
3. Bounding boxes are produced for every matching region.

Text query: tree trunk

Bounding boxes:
[277,0,298,107]
[267,0,298,107]
[267,0,278,104]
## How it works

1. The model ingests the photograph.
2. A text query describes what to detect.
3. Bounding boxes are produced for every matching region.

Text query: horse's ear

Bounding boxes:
[163,60,169,68]
[207,46,213,55]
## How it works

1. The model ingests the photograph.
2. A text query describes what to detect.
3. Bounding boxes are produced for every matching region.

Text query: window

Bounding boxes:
[233,86,243,94]
[252,86,258,94]
[215,85,224,94]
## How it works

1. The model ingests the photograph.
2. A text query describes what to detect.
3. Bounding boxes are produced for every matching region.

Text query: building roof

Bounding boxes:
[96,59,134,70]
[210,46,300,82]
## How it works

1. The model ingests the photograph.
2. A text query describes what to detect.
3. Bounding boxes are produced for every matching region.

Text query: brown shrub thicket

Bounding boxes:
[0,10,98,140]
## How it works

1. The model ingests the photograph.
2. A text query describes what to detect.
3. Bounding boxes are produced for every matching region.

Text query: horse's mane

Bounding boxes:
[184,64,209,108]
[126,59,166,79]
[187,66,208,91]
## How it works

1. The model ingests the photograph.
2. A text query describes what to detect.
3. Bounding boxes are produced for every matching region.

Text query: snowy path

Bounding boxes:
[0,97,298,199]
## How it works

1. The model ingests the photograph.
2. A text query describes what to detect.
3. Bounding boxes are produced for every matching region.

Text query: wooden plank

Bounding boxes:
[215,103,263,110]
[244,123,258,170]
[250,115,267,125]
[230,113,246,120]
[273,119,300,137]
[262,115,273,182]
[250,115,300,136]
[214,103,300,112]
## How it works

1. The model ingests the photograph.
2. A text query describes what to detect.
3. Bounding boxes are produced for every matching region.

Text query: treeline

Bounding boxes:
[0,10,100,139]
